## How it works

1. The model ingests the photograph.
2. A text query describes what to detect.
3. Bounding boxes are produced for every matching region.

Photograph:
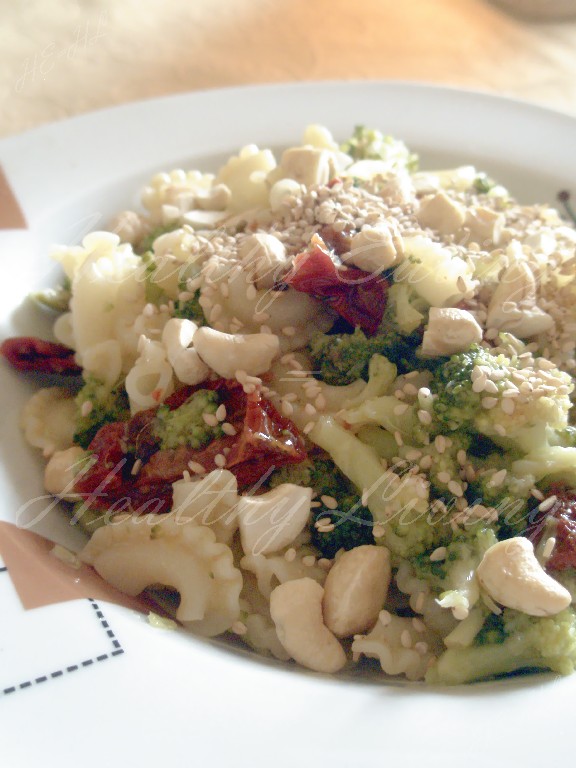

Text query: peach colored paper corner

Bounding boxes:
[0,167,27,229]
[0,521,148,613]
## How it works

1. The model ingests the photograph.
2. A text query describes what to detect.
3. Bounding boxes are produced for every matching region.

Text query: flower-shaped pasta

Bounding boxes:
[81,513,243,637]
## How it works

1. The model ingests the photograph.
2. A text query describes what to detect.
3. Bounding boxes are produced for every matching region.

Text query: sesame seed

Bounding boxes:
[414,592,426,613]
[379,610,392,626]
[231,621,247,636]
[394,430,404,446]
[220,282,230,298]
[203,412,219,427]
[235,369,248,383]
[215,404,227,421]
[448,480,463,497]
[302,555,316,567]
[453,605,469,621]
[543,537,556,559]
[405,449,422,462]
[491,469,507,487]
[436,471,451,484]
[434,435,447,454]
[430,546,447,562]
[539,495,558,512]
[317,558,333,571]
[494,424,506,436]
[243,383,256,394]
[394,389,406,400]
[252,311,269,323]
[221,422,237,436]
[315,394,326,410]
[214,453,226,468]
[501,397,515,415]
[130,458,142,476]
[394,402,410,416]
[246,284,257,300]
[456,449,467,465]
[315,517,332,528]
[414,641,429,656]
[304,403,317,416]
[188,461,206,474]
[372,524,385,538]
[303,421,316,434]
[210,303,223,322]
[418,410,432,425]
[81,400,93,417]
[456,276,467,293]
[321,495,338,509]
[282,326,296,337]
[317,524,336,533]
[283,392,298,402]
[281,400,294,417]
[412,618,426,633]
[403,382,419,396]
[419,454,433,470]
[481,397,498,409]
[400,630,413,649]
[472,375,487,393]
[531,487,545,501]
[483,379,498,394]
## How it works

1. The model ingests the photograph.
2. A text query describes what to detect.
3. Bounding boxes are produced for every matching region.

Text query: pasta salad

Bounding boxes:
[4,124,576,685]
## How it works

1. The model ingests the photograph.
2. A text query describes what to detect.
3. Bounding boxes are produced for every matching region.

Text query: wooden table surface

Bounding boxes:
[1,0,576,138]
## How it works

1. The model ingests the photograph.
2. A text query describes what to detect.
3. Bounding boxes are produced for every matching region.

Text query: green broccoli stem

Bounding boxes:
[426,641,546,685]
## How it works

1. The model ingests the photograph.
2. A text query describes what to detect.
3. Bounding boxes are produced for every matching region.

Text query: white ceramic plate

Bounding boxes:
[1,82,575,768]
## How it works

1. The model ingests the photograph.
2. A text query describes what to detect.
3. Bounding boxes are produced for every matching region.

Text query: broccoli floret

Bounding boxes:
[153,390,223,450]
[340,125,418,170]
[269,457,374,559]
[31,278,71,312]
[308,328,387,386]
[74,375,130,449]
[431,343,573,445]
[173,289,205,326]
[427,607,576,684]
[413,526,498,620]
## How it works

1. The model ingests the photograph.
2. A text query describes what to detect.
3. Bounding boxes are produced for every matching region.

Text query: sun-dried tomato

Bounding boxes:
[1,336,81,375]
[527,485,576,571]
[73,380,307,514]
[283,236,388,335]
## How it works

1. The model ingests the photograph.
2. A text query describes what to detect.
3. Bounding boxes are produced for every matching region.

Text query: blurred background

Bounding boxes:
[1,0,576,137]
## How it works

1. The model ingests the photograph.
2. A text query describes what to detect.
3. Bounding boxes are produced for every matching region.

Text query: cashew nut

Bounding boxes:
[277,147,332,187]
[238,233,289,289]
[476,537,571,616]
[237,484,313,556]
[421,307,483,357]
[465,206,504,248]
[44,446,89,499]
[322,545,391,638]
[486,262,554,339]
[192,326,280,378]
[417,191,466,235]
[270,578,347,673]
[345,220,404,273]
[161,318,210,385]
